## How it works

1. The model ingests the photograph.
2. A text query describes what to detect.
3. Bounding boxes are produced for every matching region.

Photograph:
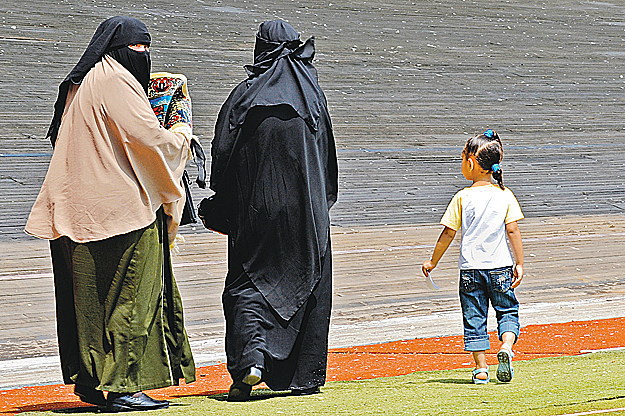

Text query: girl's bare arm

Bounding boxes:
[422,226,456,276]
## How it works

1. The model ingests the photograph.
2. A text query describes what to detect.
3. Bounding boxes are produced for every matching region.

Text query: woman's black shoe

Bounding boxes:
[227,381,252,401]
[74,384,106,407]
[106,392,169,412]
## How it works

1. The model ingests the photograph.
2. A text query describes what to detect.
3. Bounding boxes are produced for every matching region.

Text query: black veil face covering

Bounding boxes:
[252,19,301,64]
[107,47,151,94]
[47,16,151,146]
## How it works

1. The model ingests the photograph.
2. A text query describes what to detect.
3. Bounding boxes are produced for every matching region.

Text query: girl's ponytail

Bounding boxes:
[491,163,504,190]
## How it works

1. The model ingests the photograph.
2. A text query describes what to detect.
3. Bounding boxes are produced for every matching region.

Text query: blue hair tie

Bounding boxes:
[491,163,501,173]
[484,129,495,138]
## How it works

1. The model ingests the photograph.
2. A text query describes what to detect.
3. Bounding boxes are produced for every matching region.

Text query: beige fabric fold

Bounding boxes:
[26,56,191,243]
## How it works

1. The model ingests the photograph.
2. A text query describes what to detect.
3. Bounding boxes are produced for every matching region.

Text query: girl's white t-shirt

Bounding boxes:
[440,184,524,270]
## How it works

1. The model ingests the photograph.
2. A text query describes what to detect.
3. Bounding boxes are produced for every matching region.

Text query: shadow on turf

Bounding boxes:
[52,408,98,414]
[169,388,291,402]
[12,403,99,414]
[47,402,191,413]
[426,378,478,385]
[208,389,298,402]
[426,378,513,385]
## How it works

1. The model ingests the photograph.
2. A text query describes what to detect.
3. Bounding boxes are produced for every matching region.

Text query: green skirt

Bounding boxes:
[50,210,195,393]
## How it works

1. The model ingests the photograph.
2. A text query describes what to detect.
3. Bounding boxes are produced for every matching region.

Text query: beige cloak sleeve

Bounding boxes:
[26,56,191,243]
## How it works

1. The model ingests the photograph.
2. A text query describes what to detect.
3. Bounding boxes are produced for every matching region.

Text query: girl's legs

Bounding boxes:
[487,267,520,347]
[472,351,488,380]
[472,333,514,381]
[459,270,491,381]
[487,267,520,382]
[500,331,516,351]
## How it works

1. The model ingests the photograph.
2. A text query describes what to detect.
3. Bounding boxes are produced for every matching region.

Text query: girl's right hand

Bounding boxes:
[422,260,435,277]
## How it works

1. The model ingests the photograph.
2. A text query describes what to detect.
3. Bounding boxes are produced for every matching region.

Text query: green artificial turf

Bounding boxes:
[25,351,625,415]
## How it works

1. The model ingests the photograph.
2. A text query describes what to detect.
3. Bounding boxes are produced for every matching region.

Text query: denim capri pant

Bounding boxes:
[458,266,520,351]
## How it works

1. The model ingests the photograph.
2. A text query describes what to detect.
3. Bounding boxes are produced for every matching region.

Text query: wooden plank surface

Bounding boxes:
[2,213,625,389]
[1,0,625,388]
[1,0,625,238]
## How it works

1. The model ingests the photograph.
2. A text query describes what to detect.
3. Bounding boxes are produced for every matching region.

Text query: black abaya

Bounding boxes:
[211,74,338,320]
[215,103,336,391]
[223,240,332,391]
[209,19,338,392]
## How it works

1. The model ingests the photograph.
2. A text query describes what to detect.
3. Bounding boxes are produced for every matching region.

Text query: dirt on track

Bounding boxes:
[1,317,623,415]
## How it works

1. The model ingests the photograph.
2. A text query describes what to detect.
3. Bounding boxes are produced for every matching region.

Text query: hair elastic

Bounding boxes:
[491,163,501,173]
[483,129,495,138]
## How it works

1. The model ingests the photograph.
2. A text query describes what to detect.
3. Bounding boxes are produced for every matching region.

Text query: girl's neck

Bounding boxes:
[471,180,493,187]
[470,173,493,187]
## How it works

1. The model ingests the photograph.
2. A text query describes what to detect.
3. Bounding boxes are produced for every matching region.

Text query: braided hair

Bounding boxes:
[462,129,505,189]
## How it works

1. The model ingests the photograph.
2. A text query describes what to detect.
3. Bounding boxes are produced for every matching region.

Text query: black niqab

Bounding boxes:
[210,20,338,321]
[107,47,151,94]
[47,16,151,146]
[229,20,324,132]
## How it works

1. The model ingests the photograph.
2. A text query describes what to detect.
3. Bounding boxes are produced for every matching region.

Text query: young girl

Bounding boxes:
[422,129,524,384]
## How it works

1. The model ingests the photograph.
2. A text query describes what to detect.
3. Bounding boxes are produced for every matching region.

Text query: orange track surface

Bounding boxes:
[1,317,623,415]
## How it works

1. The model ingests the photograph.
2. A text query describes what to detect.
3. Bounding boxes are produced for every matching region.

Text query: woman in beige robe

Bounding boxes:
[25,16,195,412]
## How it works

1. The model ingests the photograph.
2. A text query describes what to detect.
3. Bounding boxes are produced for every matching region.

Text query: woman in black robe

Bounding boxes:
[207,19,338,401]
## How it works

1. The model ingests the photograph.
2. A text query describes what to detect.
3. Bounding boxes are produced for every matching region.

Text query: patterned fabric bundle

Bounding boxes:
[148,72,206,226]
[148,72,193,129]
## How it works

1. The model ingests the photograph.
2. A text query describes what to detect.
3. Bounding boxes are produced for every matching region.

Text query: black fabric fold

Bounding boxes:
[210,20,338,321]
[228,20,324,132]
[190,137,207,188]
